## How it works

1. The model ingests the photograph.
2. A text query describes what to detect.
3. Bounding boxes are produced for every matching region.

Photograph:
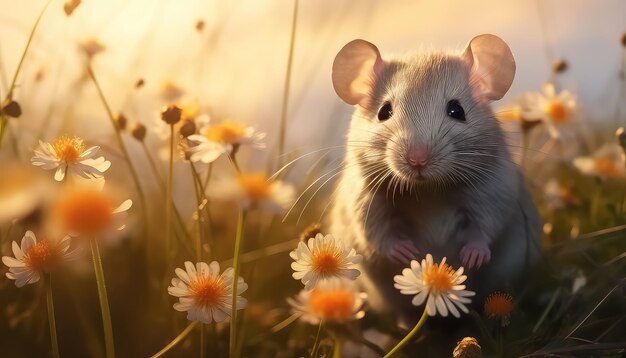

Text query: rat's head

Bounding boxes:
[332,34,515,189]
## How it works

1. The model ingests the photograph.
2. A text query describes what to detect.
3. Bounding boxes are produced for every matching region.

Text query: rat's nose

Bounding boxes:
[406,147,429,169]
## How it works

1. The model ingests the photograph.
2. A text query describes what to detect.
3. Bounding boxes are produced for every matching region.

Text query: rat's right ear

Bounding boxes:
[332,39,385,106]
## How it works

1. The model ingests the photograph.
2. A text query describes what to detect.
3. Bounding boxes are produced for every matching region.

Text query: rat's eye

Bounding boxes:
[446,99,466,121]
[378,102,393,121]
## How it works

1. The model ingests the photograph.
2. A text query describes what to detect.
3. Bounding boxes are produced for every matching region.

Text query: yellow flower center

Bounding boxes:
[312,245,341,276]
[484,292,514,318]
[237,172,271,201]
[546,100,569,124]
[189,275,226,308]
[58,190,113,235]
[205,121,247,144]
[423,262,454,293]
[593,158,621,177]
[53,136,85,164]
[24,240,60,272]
[308,288,354,322]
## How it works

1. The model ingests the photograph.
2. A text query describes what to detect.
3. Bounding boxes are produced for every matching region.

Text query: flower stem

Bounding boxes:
[310,320,324,358]
[165,124,174,264]
[332,335,343,358]
[190,161,205,261]
[90,239,115,358]
[87,64,148,238]
[277,0,299,166]
[200,323,205,358]
[229,209,248,358]
[383,309,429,357]
[45,273,60,358]
[150,321,199,358]
[0,0,52,148]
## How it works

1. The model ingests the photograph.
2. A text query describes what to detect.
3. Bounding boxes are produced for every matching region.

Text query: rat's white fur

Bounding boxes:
[329,46,541,318]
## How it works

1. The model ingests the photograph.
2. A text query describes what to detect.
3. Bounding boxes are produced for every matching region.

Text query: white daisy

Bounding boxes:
[290,233,362,290]
[56,188,132,237]
[393,254,475,318]
[168,261,248,324]
[286,278,367,325]
[520,83,577,139]
[573,144,626,180]
[209,172,295,212]
[186,120,266,164]
[2,231,76,288]
[31,136,111,182]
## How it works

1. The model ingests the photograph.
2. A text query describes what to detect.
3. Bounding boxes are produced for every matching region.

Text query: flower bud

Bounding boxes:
[161,105,182,125]
[114,113,127,131]
[453,337,482,358]
[552,59,567,74]
[131,122,147,142]
[2,100,22,118]
[179,119,196,138]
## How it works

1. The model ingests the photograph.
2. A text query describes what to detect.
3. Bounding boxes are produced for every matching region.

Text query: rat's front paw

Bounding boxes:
[387,240,420,265]
[460,241,491,269]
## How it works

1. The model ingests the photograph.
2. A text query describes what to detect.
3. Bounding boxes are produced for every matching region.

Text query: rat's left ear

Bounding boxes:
[462,34,516,101]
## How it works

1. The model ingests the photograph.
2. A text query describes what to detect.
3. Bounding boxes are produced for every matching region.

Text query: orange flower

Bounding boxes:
[56,189,132,236]
[484,292,513,326]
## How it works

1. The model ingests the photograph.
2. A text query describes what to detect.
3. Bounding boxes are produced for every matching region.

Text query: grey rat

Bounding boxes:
[328,34,541,319]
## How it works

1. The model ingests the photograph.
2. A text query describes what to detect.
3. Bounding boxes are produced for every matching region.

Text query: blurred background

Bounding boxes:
[1,0,626,357]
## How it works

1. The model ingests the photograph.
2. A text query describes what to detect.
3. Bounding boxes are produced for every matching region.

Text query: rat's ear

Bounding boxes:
[332,39,385,106]
[462,34,515,101]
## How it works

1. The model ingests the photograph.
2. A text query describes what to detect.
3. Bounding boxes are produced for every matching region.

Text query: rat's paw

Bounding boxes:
[387,240,420,265]
[460,241,491,269]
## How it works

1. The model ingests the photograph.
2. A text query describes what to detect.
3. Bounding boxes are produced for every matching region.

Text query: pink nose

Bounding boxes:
[406,147,428,169]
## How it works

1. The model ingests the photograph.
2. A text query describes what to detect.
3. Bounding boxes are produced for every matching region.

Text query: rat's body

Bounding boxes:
[328,36,541,320]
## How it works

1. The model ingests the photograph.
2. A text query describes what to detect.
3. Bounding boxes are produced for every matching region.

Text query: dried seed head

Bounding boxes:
[179,119,197,138]
[552,59,568,74]
[196,20,205,32]
[161,105,182,125]
[2,100,22,118]
[114,113,127,131]
[453,337,482,358]
[131,122,147,141]
[299,223,322,242]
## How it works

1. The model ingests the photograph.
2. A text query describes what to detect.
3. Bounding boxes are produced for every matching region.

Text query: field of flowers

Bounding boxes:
[1,1,625,357]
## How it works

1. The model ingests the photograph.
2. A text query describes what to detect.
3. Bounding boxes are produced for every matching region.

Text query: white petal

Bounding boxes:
[113,199,133,214]
[54,166,67,181]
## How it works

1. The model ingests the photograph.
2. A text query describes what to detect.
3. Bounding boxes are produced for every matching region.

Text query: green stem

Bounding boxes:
[150,321,199,358]
[165,124,174,264]
[229,209,248,358]
[190,162,205,261]
[87,65,148,238]
[332,335,343,358]
[228,152,241,173]
[141,141,195,250]
[383,309,429,357]
[310,320,323,358]
[45,273,60,358]
[0,0,52,148]
[90,239,115,358]
[277,0,299,166]
[533,288,560,333]
[200,323,205,358]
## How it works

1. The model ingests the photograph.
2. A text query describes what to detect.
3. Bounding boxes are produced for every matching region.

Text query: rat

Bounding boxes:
[328,34,541,321]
